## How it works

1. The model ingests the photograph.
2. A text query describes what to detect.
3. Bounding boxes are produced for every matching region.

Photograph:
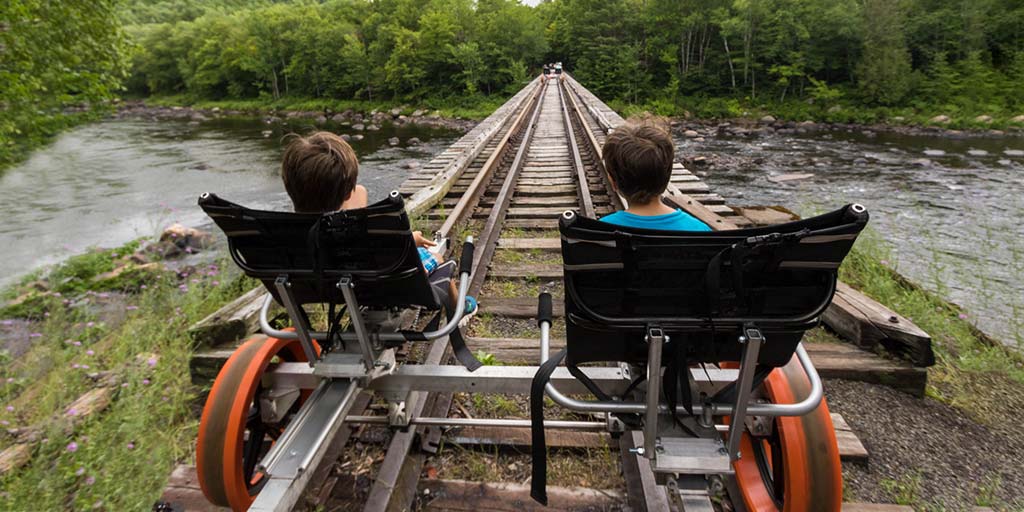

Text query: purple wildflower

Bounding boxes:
[81,364,90,370]
[140,284,147,290]
[142,379,151,385]
[5,405,13,412]
[880,259,889,266]
[126,442,135,450]
[0,420,8,426]
[76,467,85,476]
[67,441,78,452]
[1,320,12,326]
[147,357,157,367]
[28,333,42,338]
[212,281,220,286]
[121,383,128,388]
[67,408,78,416]
[958,313,968,320]
[126,305,138,311]
[85,322,95,327]
[85,476,95,485]
[73,341,82,346]
[86,350,94,356]
[72,363,80,369]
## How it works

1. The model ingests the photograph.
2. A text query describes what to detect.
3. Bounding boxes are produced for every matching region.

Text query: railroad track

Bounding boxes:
[171,74,896,512]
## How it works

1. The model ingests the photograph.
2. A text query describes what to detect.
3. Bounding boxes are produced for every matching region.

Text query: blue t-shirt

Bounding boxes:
[600,209,711,232]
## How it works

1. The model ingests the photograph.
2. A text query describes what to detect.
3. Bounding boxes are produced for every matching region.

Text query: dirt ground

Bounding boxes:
[826,378,1024,511]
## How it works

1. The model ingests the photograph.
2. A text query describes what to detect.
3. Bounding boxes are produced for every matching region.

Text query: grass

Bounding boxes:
[141,93,509,121]
[880,471,923,506]
[0,239,256,510]
[837,231,1024,426]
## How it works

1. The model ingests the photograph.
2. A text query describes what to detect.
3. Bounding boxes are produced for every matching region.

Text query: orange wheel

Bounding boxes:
[196,335,315,511]
[728,355,843,512]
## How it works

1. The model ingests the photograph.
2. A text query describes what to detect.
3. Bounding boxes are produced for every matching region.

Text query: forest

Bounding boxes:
[4,0,1024,167]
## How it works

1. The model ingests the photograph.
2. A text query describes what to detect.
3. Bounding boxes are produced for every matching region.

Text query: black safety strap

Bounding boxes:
[567,363,613,401]
[530,347,567,506]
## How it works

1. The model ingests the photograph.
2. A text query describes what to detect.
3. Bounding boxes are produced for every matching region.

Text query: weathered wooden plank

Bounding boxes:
[418,479,625,511]
[807,342,926,396]
[842,504,915,512]
[831,413,869,462]
[187,287,268,347]
[480,298,565,319]
[619,431,670,512]
[498,238,561,251]
[157,465,231,511]
[823,282,934,367]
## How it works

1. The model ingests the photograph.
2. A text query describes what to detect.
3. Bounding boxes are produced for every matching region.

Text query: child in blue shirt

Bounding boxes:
[599,119,710,231]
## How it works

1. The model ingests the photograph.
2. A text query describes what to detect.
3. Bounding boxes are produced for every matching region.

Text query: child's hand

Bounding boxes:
[412,231,436,248]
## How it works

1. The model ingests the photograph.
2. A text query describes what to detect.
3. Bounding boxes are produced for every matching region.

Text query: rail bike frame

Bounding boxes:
[243,237,826,512]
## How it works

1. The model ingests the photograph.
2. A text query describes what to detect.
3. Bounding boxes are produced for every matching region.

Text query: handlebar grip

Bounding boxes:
[537,292,553,326]
[460,240,475,273]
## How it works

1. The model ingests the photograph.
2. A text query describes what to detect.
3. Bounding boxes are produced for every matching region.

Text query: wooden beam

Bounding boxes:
[480,297,564,319]
[187,287,268,347]
[831,413,869,463]
[418,479,624,511]
[823,282,935,367]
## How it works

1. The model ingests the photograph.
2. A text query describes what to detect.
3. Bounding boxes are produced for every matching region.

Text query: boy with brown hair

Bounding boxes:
[280,131,477,317]
[599,118,710,231]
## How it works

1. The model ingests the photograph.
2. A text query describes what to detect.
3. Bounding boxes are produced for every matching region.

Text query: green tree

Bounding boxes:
[857,0,913,105]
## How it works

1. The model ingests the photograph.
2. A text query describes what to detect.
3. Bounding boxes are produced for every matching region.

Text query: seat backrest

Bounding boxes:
[559,204,868,367]
[198,191,439,309]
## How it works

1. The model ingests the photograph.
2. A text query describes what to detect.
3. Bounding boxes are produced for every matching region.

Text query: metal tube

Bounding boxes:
[643,329,665,458]
[259,269,471,343]
[338,277,376,372]
[344,415,606,431]
[539,326,823,418]
[725,328,763,460]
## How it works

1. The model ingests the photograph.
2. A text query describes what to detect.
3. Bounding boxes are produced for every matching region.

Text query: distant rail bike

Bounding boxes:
[193,75,867,511]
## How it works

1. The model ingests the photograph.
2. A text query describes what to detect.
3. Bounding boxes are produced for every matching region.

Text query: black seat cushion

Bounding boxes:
[198,192,440,309]
[559,204,868,367]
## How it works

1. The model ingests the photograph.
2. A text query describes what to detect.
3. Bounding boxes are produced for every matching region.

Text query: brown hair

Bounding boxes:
[281,132,359,213]
[601,117,674,205]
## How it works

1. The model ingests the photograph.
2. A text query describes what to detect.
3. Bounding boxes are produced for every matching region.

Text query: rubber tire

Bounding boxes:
[731,354,843,512]
[196,336,311,511]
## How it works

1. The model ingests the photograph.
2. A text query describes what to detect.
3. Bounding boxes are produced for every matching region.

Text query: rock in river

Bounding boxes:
[923,149,946,157]
[683,130,699,138]
[388,137,400,146]
[352,123,365,131]
[930,115,951,124]
[767,173,813,183]
[407,137,421,146]
[759,115,776,123]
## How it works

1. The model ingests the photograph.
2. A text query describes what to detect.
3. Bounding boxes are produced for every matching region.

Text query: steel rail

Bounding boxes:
[560,78,627,210]
[467,78,549,295]
[557,77,595,218]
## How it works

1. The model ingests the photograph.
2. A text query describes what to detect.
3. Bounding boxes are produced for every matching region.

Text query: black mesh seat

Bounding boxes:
[199,192,439,309]
[198,192,481,370]
[530,204,869,505]
[559,203,869,368]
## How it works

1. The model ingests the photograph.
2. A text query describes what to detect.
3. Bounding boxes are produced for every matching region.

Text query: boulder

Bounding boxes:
[412,109,425,117]
[694,137,705,142]
[827,105,842,114]
[340,134,352,141]
[1011,115,1024,124]
[974,115,993,124]
[352,123,365,131]
[388,137,400,146]
[683,130,699,138]
[910,158,932,167]
[767,173,814,183]
[315,115,327,125]
[759,115,776,123]
[211,107,221,113]
[390,107,402,117]
[160,223,214,252]
[891,116,906,123]
[407,137,421,146]
[353,113,364,122]
[691,156,708,166]
[352,134,365,141]
[331,114,346,123]
[266,116,282,125]
[930,115,951,124]
[404,161,420,169]
[367,124,380,131]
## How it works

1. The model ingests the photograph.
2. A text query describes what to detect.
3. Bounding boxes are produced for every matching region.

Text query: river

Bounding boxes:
[3,117,1022,346]
[0,116,460,287]
[684,126,1024,346]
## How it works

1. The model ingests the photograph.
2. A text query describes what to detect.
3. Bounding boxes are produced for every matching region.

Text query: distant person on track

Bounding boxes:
[599,118,710,231]
[279,131,478,320]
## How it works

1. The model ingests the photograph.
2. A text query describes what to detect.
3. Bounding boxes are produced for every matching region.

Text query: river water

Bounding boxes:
[3,117,1022,345]
[0,117,459,286]
[682,127,1024,345]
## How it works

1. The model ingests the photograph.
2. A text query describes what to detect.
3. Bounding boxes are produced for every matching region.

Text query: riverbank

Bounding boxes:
[610,96,1024,133]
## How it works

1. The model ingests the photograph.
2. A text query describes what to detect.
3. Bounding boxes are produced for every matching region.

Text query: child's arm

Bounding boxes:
[341,185,369,210]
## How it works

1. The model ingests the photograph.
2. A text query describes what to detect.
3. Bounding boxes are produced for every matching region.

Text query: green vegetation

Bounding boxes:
[0,1,130,169]
[123,0,1024,129]
[0,238,255,509]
